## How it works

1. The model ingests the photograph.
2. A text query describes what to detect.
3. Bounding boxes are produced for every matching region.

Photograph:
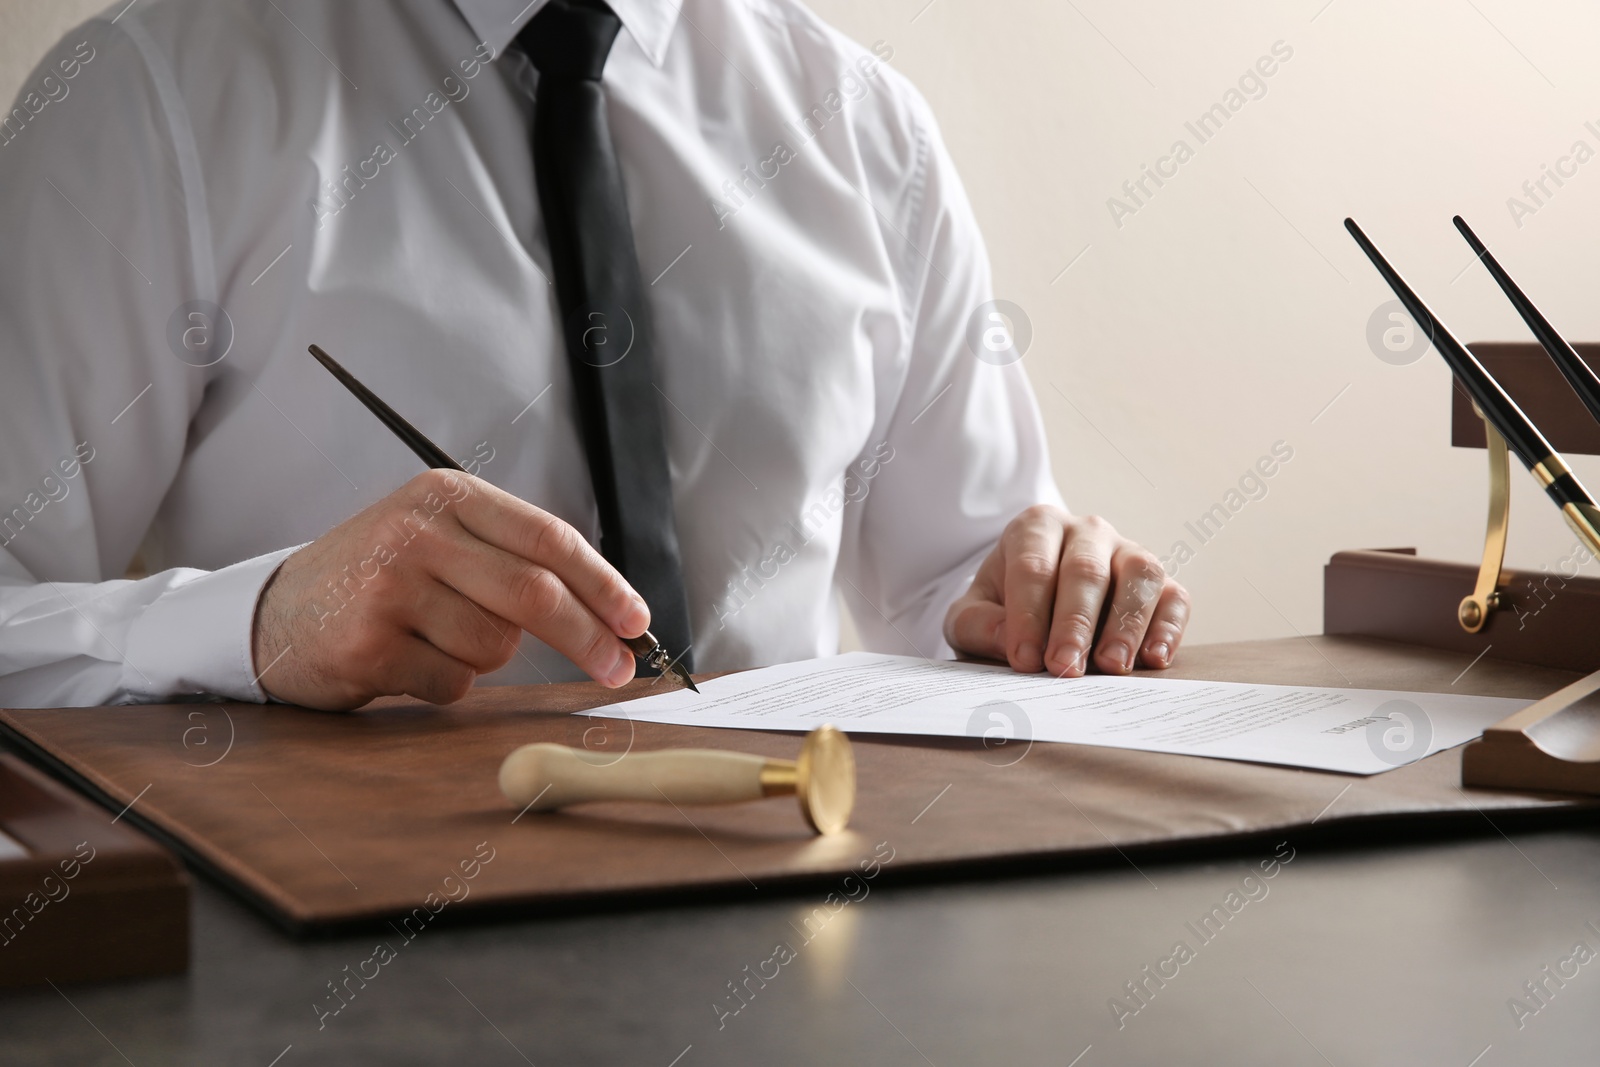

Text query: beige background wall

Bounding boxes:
[6,0,1600,647]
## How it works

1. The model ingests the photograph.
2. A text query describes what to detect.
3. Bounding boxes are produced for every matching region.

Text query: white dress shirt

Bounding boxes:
[0,0,1061,708]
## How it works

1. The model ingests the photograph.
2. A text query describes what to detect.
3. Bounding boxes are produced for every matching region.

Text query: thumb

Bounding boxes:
[944,593,1007,662]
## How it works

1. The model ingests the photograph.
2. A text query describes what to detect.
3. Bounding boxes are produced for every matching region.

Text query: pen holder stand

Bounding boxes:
[1326,343,1600,673]
[1462,668,1600,796]
[1321,342,1600,794]
[1447,342,1600,644]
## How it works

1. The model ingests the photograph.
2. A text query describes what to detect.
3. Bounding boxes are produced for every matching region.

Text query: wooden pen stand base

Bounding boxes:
[1325,548,1600,675]
[1328,549,1600,797]
[0,754,188,987]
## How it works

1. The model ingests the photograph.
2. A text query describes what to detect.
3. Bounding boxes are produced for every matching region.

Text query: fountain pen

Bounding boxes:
[1343,220,1600,558]
[308,344,699,693]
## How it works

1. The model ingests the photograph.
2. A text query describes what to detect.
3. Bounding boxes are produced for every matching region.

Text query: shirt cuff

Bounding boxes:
[122,545,303,703]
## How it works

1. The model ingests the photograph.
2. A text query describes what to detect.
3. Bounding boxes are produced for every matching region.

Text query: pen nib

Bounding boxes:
[674,663,700,694]
[625,631,699,693]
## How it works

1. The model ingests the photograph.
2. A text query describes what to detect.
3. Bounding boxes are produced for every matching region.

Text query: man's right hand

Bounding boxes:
[249,469,651,710]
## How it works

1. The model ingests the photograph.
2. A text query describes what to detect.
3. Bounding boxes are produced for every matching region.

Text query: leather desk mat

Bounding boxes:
[2,635,1595,935]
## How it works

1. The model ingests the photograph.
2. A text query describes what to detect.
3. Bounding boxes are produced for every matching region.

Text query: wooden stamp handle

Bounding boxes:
[499,744,771,811]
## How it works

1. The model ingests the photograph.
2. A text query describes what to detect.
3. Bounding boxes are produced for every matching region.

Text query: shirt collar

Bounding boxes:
[453,0,680,68]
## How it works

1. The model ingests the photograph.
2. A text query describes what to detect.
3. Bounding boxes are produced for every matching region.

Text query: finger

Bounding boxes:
[944,594,1007,662]
[368,633,480,706]
[943,550,1006,659]
[1043,518,1118,678]
[406,579,521,675]
[1092,545,1166,675]
[427,531,636,687]
[1001,511,1067,673]
[447,473,649,637]
[1136,580,1191,669]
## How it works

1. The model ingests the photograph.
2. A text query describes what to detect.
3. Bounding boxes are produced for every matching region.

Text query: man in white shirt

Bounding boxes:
[0,0,1189,710]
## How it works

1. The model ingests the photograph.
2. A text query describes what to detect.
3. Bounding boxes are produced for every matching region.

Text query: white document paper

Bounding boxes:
[582,653,1529,775]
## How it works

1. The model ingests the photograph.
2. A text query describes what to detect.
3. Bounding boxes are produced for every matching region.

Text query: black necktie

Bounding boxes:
[519,0,693,670]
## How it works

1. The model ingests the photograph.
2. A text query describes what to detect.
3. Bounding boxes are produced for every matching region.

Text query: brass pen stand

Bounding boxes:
[1458,409,1600,795]
[1321,343,1600,795]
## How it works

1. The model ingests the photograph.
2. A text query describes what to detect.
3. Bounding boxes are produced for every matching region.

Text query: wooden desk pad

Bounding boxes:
[2,636,1595,935]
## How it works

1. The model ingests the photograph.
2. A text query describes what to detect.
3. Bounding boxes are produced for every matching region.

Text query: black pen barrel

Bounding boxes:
[308,344,465,472]
[1343,219,1554,470]
[1344,219,1600,554]
[1451,215,1600,428]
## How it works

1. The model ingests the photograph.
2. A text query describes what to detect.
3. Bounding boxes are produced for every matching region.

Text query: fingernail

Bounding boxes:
[1017,643,1041,671]
[1149,642,1170,667]
[609,646,635,686]
[1106,643,1132,673]
[622,595,650,634]
[1047,646,1075,676]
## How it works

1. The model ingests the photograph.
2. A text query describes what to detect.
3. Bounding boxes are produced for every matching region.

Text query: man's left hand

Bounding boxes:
[944,506,1190,677]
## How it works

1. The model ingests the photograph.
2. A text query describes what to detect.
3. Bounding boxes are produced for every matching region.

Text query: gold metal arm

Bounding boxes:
[1459,412,1511,633]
